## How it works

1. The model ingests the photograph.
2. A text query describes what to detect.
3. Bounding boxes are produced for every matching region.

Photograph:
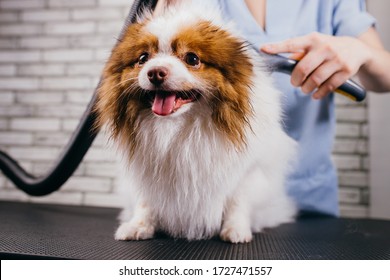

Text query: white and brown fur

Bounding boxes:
[95,2,297,243]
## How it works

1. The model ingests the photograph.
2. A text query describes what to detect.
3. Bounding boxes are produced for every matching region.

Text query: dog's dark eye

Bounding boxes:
[138,53,149,65]
[184,52,200,67]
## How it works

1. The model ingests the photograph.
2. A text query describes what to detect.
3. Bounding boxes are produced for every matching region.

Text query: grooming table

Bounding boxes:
[0,201,389,260]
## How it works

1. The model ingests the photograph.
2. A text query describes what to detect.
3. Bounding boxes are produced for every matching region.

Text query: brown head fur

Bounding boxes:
[171,21,254,147]
[95,18,254,153]
[94,21,158,152]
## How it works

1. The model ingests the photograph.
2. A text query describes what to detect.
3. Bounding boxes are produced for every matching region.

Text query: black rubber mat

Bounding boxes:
[0,201,389,260]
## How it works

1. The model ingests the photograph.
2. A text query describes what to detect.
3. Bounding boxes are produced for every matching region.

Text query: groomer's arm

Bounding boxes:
[357,27,390,92]
[262,27,390,99]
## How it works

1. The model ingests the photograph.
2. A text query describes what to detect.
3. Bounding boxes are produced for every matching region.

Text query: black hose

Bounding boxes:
[0,95,98,196]
[0,0,157,196]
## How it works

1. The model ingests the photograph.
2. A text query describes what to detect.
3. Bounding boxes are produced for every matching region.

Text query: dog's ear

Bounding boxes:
[94,20,160,156]
[209,41,254,150]
[194,23,254,150]
[95,62,144,148]
[94,69,122,134]
[171,21,254,149]
[94,21,157,148]
[211,81,253,150]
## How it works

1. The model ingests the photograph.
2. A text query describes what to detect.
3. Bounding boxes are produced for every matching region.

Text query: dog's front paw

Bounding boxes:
[115,221,155,241]
[220,226,253,243]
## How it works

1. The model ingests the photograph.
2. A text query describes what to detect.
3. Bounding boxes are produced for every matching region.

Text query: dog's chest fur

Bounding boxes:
[126,110,250,239]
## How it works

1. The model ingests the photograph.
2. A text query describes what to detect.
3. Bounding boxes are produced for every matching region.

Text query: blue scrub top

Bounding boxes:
[217,0,375,216]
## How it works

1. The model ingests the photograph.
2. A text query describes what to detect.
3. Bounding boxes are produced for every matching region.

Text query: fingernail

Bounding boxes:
[291,78,299,87]
[289,52,305,61]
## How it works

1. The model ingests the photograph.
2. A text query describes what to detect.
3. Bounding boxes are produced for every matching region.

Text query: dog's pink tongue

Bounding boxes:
[152,92,176,116]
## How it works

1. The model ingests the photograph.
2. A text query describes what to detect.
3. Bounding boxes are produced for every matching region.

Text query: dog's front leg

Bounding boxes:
[220,193,252,243]
[115,199,156,241]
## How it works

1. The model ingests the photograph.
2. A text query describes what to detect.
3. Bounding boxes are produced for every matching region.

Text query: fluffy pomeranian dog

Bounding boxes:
[95,2,297,243]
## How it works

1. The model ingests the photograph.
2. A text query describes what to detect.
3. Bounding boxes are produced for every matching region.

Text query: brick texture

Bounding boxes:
[0,0,370,217]
[0,0,124,207]
[333,94,370,217]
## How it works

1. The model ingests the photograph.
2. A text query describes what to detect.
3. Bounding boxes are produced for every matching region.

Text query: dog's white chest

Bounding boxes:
[128,115,246,239]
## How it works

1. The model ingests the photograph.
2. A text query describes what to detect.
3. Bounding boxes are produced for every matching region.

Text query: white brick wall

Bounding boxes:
[0,1,46,10]
[333,94,370,217]
[0,0,370,217]
[0,0,124,206]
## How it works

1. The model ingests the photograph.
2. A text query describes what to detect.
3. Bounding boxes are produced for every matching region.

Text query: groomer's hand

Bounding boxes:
[261,32,372,99]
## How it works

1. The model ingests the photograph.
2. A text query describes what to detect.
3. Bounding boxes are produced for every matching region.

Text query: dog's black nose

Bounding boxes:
[147,67,169,86]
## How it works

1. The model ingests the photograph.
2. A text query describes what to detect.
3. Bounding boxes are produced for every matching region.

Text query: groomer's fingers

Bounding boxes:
[312,72,349,99]
[290,49,327,87]
[301,61,341,94]
[261,32,368,99]
[261,38,308,54]
[261,32,324,54]
[289,52,306,61]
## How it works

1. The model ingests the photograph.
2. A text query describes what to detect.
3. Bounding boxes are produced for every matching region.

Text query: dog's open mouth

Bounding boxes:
[149,90,201,116]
